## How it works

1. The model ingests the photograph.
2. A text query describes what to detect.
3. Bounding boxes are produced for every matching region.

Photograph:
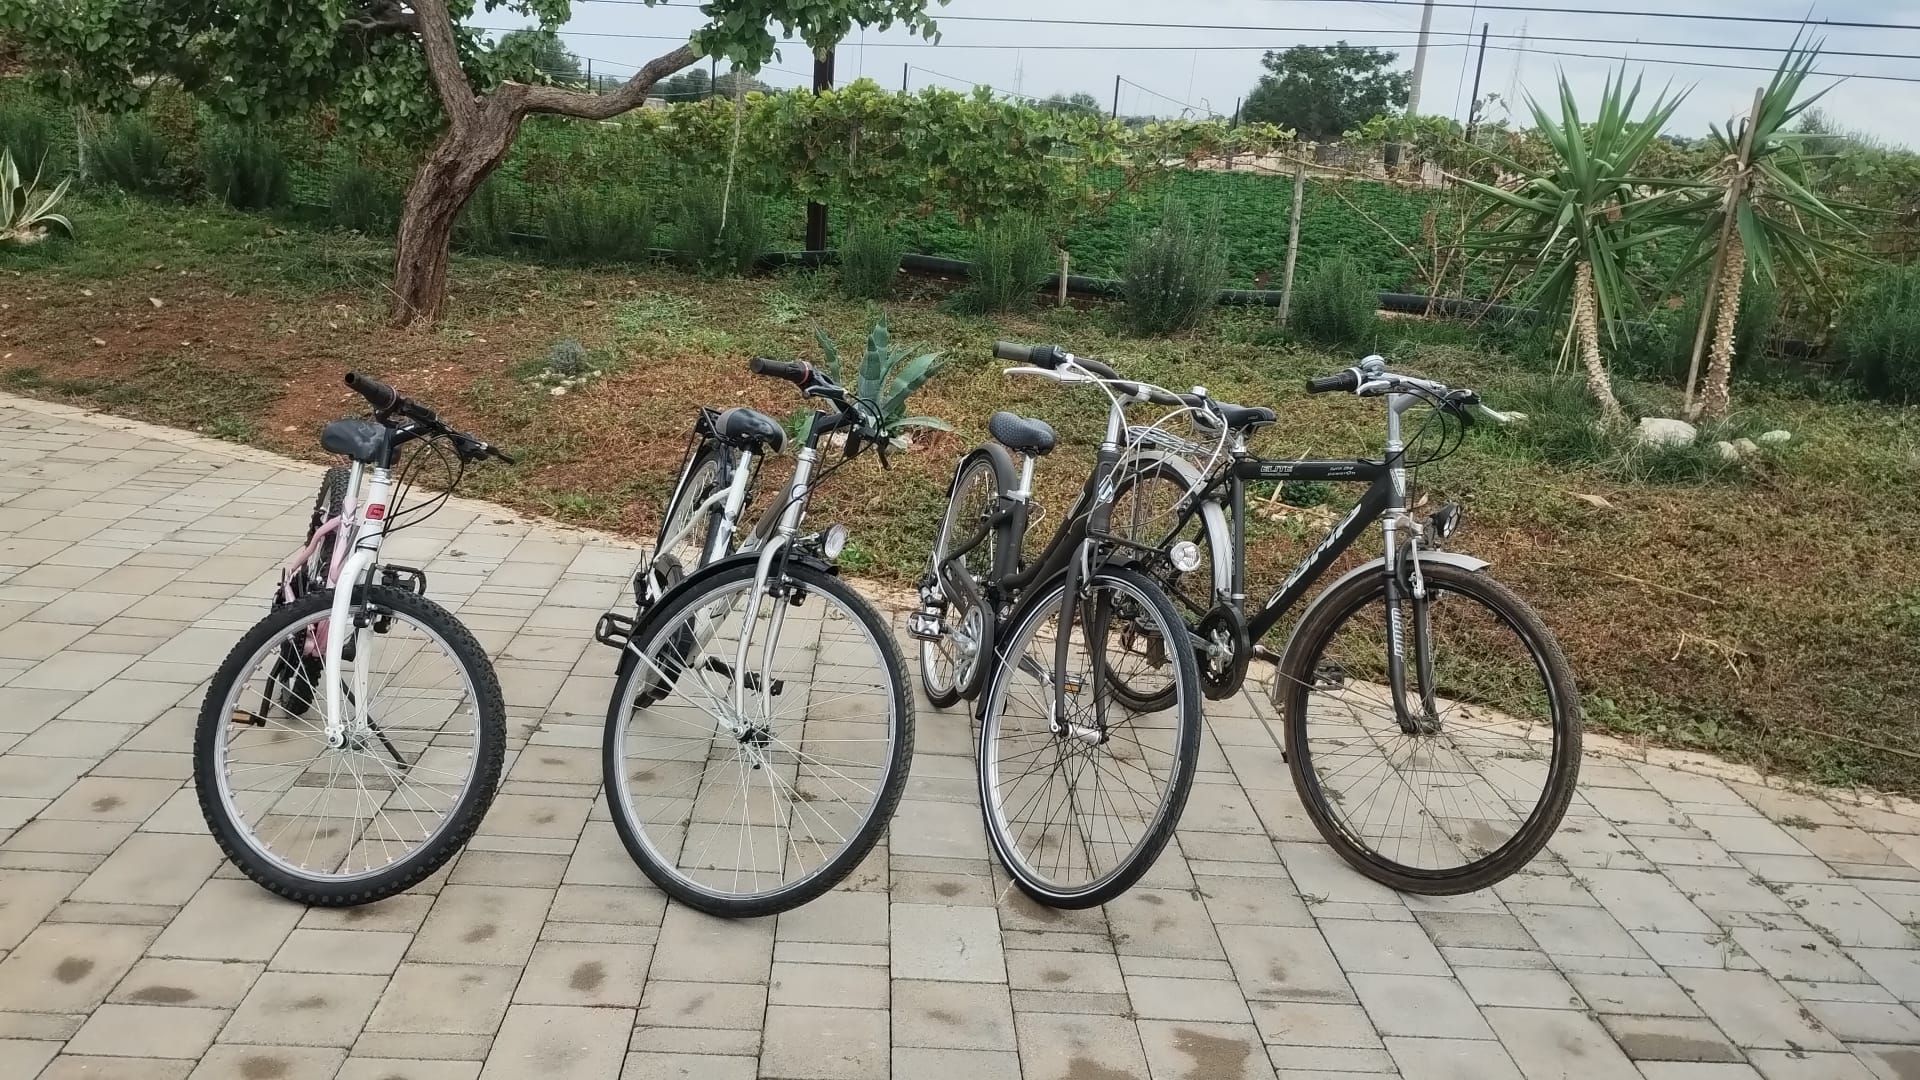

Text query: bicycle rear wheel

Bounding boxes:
[1276,560,1582,894]
[604,560,912,917]
[194,584,505,905]
[918,448,1008,709]
[648,445,730,603]
[977,566,1201,908]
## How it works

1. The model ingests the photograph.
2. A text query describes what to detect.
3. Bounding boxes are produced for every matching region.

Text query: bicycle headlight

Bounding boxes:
[1430,502,1463,541]
[1169,541,1202,573]
[820,523,850,561]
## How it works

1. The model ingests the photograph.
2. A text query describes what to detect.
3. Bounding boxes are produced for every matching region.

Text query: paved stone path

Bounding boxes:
[5,392,1920,1080]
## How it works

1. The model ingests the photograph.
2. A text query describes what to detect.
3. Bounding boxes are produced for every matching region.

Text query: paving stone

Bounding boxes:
[1319,918,1450,976]
[892,980,1016,1050]
[0,868,81,950]
[365,963,518,1037]
[1414,911,1537,951]
[761,1004,889,1080]
[1668,967,1846,1051]
[0,921,157,1013]
[1803,1000,1920,1044]
[1014,1012,1151,1080]
[1746,1049,1881,1079]
[514,939,649,1008]
[1852,948,1920,1002]
[1597,1015,1743,1062]
[151,878,304,962]
[1248,1001,1381,1048]
[408,884,554,966]
[768,961,889,1008]
[1218,924,1353,1004]
[477,1004,632,1080]
[1567,972,1702,1017]
[621,1052,759,1080]
[776,888,889,945]
[1105,887,1226,959]
[109,958,264,1009]
[648,904,773,983]
[634,980,767,1031]
[0,1039,60,1079]
[1350,974,1491,1039]
[1125,975,1256,1023]
[1005,949,1125,995]
[221,971,387,1047]
[62,1002,228,1059]
[888,1047,1021,1080]
[1485,1005,1642,1080]
[335,1059,484,1080]
[1733,927,1871,984]
[1454,966,1582,1009]
[890,903,1005,983]
[1383,1035,1524,1080]
[1137,1019,1271,1080]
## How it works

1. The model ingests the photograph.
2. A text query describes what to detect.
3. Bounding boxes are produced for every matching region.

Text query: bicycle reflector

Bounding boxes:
[1430,502,1463,541]
[1169,541,1202,573]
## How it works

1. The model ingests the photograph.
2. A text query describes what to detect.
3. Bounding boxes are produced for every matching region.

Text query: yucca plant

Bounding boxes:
[1461,70,1693,428]
[1679,40,1860,420]
[812,317,952,448]
[2,147,74,247]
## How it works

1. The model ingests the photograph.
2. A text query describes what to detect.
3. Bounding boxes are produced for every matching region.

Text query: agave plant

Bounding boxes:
[1680,40,1859,420]
[1,146,73,247]
[813,317,952,449]
[1460,71,1692,428]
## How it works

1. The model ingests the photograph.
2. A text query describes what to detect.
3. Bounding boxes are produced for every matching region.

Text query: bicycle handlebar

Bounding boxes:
[1306,369,1362,395]
[749,356,811,386]
[343,372,511,464]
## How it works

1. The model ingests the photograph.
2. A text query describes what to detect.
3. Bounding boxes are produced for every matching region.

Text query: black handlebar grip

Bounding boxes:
[346,372,400,412]
[1306,369,1362,395]
[992,341,1044,364]
[749,357,810,385]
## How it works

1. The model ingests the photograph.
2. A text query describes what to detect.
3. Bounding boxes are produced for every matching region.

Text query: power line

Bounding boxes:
[476,27,1920,84]
[1118,77,1211,117]
[570,0,1920,33]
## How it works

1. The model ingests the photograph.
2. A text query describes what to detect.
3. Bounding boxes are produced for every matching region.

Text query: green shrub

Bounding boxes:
[955,216,1053,314]
[201,127,289,210]
[838,216,908,299]
[1120,200,1228,336]
[456,176,519,253]
[326,165,400,234]
[0,106,64,179]
[1616,278,1782,384]
[87,116,173,196]
[1835,264,1920,404]
[671,188,766,276]
[543,188,653,263]
[1291,254,1378,347]
[1476,373,1739,484]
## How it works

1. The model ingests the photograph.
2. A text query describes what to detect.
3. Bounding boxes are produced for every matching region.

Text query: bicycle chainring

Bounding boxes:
[1196,604,1251,701]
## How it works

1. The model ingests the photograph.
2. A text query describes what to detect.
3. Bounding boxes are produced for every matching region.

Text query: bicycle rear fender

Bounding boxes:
[1116,448,1232,604]
[1269,550,1489,704]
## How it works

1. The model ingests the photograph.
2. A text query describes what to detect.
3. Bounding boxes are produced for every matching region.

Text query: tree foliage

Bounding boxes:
[1241,43,1411,140]
[499,27,579,83]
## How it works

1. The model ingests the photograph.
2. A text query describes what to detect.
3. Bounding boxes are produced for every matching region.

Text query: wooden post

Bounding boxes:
[1058,250,1070,307]
[902,62,909,93]
[1682,87,1764,415]
[1112,75,1121,119]
[1278,161,1306,325]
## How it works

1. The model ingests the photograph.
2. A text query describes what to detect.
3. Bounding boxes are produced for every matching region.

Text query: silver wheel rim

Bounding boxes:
[612,573,899,902]
[981,577,1188,897]
[212,605,483,883]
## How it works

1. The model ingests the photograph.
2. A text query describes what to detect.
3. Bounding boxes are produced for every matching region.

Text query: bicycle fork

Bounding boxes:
[323,468,392,749]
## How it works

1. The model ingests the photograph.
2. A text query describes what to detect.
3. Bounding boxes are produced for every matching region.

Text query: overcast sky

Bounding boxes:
[482,0,1920,148]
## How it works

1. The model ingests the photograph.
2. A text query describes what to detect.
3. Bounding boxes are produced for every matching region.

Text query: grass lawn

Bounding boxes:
[6,194,1920,794]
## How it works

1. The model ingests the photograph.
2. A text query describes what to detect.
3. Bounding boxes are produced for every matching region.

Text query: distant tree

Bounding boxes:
[1037,91,1102,118]
[1241,43,1411,140]
[497,28,579,83]
[713,69,773,97]
[657,68,714,101]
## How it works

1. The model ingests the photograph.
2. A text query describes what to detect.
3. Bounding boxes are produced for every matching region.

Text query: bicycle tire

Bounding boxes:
[603,560,913,918]
[194,584,506,906]
[919,447,1010,709]
[977,565,1202,909]
[1277,561,1582,894]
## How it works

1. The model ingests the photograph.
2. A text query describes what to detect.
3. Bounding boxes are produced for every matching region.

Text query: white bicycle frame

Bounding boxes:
[319,463,394,748]
[644,449,758,604]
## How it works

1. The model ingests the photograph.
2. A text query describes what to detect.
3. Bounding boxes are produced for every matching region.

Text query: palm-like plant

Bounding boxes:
[1681,40,1858,420]
[1,146,73,247]
[813,317,952,450]
[1461,71,1691,428]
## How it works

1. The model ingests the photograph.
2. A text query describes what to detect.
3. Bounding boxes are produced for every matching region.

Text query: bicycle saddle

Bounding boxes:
[988,411,1057,456]
[714,407,787,454]
[321,419,387,464]
[1182,393,1276,430]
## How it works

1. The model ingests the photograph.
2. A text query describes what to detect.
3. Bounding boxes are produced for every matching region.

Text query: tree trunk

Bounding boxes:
[390,108,523,328]
[1573,260,1626,429]
[1697,231,1746,422]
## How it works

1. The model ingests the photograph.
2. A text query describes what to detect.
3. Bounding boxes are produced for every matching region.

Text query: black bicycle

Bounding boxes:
[911,342,1205,909]
[1096,351,1582,894]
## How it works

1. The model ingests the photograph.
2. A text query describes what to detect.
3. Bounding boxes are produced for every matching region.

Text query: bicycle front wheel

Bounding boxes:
[1277,560,1582,894]
[604,560,912,917]
[194,584,506,905]
[978,566,1202,909]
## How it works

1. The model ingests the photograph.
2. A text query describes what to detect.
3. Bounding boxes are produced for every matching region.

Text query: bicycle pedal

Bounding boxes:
[230,709,268,727]
[700,657,783,695]
[907,609,944,642]
[595,612,637,650]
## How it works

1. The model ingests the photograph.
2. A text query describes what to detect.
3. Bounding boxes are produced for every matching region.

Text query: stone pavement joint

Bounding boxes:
[4,392,1920,1079]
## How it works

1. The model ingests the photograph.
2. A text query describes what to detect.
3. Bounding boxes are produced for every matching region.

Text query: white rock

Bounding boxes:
[1635,417,1697,449]
[1733,437,1760,457]
[1757,429,1791,445]
[1714,440,1740,461]
[549,386,567,397]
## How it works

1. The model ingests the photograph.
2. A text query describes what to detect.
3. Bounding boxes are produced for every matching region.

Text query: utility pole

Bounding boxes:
[806,47,836,252]
[902,62,909,93]
[709,56,717,101]
[1465,23,1489,142]
[1406,0,1436,116]
[1112,74,1121,119]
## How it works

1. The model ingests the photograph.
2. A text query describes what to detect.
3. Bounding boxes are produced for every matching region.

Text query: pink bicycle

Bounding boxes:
[193,373,516,905]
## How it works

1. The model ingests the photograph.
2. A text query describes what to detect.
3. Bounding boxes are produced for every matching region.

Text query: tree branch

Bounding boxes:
[512,43,700,120]
[342,0,418,35]
[406,0,478,128]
